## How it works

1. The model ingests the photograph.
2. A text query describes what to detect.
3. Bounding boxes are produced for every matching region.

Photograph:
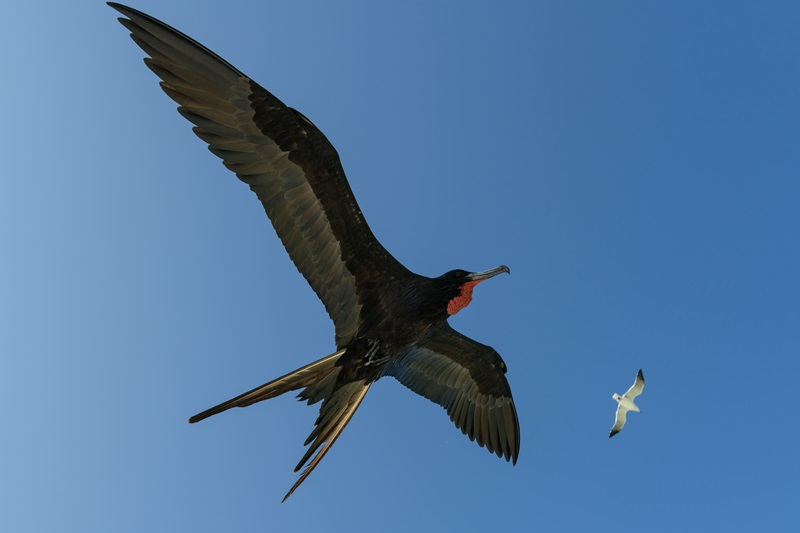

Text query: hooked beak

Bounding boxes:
[466,265,511,282]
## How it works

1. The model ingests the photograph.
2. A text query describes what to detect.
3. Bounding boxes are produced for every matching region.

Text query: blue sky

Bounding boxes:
[3,1,799,531]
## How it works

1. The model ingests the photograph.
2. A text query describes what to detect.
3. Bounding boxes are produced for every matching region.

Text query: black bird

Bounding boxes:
[109,3,520,501]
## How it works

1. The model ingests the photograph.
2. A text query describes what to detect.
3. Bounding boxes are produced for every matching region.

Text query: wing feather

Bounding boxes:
[382,323,519,463]
[624,369,645,400]
[609,404,628,438]
[110,3,411,347]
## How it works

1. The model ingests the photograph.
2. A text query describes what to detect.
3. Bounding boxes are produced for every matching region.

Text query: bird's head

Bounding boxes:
[435,265,510,316]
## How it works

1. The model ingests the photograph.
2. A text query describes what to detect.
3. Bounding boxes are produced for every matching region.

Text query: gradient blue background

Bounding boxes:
[3,1,799,531]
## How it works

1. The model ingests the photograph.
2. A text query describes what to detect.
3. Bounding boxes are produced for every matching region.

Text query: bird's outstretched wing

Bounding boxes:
[382,322,520,463]
[624,369,645,400]
[109,3,410,347]
[609,404,628,438]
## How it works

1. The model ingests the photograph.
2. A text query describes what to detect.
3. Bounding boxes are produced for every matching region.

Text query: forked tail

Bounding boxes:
[188,349,345,424]
[188,348,373,501]
[283,379,371,501]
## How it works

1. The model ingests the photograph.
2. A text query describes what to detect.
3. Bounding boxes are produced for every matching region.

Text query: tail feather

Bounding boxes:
[296,365,340,405]
[283,380,371,502]
[188,349,345,424]
[188,348,371,502]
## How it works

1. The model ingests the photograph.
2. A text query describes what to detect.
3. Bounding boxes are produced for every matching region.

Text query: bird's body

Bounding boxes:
[612,393,640,414]
[609,369,645,438]
[109,3,519,501]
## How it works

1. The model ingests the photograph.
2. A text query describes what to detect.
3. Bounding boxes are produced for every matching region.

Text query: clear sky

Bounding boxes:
[3,1,799,531]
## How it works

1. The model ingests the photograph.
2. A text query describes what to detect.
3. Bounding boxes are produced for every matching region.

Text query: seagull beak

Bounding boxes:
[466,265,510,282]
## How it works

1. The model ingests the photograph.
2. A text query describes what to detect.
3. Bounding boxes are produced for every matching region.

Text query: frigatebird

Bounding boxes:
[109,3,520,500]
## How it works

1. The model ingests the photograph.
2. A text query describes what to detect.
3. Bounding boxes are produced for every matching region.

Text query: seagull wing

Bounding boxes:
[609,404,628,438]
[623,368,645,400]
[109,3,411,348]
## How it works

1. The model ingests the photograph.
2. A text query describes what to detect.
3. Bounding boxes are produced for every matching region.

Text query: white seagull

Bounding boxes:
[609,369,644,438]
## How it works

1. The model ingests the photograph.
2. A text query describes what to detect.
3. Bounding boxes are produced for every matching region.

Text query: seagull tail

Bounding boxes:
[188,349,346,423]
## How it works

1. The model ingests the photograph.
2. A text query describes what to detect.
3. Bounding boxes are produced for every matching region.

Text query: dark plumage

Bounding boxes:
[109,2,519,501]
